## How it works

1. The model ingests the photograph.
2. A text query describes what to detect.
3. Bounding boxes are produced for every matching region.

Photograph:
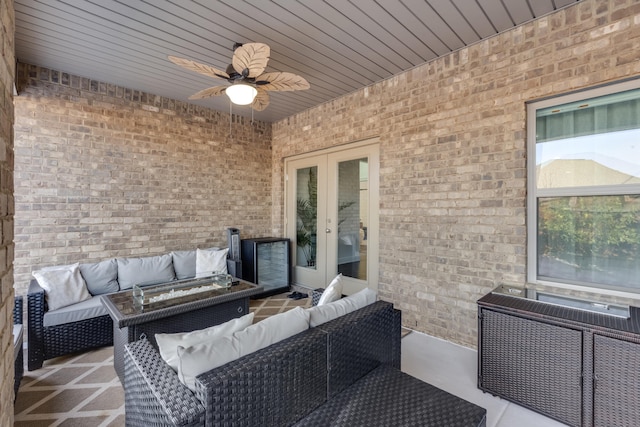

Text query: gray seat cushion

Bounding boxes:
[79,259,119,295]
[117,254,176,290]
[43,296,108,327]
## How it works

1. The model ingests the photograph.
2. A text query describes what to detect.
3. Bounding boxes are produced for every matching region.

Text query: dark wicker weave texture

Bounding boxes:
[14,296,24,399]
[294,365,487,427]
[479,292,640,427]
[14,295,23,324]
[198,328,328,427]
[124,328,328,427]
[27,280,113,370]
[317,300,401,397]
[311,288,324,306]
[123,301,403,427]
[479,309,582,426]
[124,339,205,426]
[592,334,640,426]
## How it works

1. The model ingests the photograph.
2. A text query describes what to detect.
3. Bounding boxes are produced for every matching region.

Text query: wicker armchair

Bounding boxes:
[27,279,113,370]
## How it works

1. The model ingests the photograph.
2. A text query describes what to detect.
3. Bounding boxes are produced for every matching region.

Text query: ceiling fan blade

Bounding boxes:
[256,72,310,91]
[168,56,230,80]
[232,43,270,78]
[188,86,228,100]
[252,88,270,111]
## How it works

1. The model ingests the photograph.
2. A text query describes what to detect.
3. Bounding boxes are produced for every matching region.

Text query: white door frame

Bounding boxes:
[284,138,379,294]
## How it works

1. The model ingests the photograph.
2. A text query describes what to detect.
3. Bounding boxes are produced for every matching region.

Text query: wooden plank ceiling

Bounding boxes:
[14,0,582,122]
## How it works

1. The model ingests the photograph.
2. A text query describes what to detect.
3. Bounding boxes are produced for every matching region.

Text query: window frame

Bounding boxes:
[526,78,640,297]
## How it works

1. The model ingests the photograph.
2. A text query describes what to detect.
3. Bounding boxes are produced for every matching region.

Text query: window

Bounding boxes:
[527,80,640,294]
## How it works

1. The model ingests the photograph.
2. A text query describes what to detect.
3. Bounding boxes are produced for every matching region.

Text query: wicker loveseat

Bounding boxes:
[124,300,487,426]
[27,248,232,371]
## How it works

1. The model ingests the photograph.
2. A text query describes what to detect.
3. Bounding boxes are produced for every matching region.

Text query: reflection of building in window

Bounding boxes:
[537,159,640,188]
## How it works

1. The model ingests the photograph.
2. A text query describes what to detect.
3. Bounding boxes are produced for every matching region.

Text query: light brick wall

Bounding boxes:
[0,0,15,420]
[13,64,273,296]
[272,0,640,348]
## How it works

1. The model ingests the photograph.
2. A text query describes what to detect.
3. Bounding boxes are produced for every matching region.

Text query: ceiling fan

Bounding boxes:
[168,42,310,110]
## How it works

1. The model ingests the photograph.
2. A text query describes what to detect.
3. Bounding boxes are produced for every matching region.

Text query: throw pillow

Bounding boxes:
[79,259,119,295]
[317,273,343,306]
[177,306,310,392]
[170,250,197,280]
[32,264,92,311]
[171,247,220,279]
[307,287,377,328]
[195,248,229,277]
[155,312,254,372]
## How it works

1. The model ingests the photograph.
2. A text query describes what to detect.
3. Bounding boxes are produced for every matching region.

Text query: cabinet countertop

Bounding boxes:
[478,292,640,337]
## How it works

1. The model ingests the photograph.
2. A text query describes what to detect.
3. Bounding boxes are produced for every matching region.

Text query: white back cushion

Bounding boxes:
[307,288,377,328]
[177,307,310,391]
[156,312,254,372]
[33,264,92,310]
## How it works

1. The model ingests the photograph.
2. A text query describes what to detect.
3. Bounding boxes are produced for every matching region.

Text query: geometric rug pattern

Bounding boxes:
[14,292,312,426]
[14,346,125,427]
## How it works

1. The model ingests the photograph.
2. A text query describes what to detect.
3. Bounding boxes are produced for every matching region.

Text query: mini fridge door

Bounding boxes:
[241,237,291,297]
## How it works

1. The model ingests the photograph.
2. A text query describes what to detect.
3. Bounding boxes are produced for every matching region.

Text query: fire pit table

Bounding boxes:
[101,276,262,382]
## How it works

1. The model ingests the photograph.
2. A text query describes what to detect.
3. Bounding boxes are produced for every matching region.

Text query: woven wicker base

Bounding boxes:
[294,365,486,427]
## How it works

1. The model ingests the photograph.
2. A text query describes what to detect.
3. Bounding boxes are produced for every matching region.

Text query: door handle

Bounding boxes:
[326,228,331,233]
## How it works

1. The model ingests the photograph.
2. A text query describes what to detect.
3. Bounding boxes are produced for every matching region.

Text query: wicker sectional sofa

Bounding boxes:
[27,248,230,371]
[123,300,487,427]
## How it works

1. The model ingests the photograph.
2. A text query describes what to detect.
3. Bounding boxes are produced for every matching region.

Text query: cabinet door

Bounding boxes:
[480,309,583,427]
[593,335,640,426]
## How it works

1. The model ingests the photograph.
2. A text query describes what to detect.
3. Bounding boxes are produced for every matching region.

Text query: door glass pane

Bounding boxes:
[337,158,368,280]
[296,167,317,269]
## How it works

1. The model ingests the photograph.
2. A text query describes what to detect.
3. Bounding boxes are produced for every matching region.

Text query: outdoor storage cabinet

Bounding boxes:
[478,290,640,427]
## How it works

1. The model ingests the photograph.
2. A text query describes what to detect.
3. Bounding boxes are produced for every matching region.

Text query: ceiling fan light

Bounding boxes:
[225,84,257,105]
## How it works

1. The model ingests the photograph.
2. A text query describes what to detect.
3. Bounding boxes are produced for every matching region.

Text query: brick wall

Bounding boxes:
[0,0,15,420]
[13,64,273,296]
[272,0,640,348]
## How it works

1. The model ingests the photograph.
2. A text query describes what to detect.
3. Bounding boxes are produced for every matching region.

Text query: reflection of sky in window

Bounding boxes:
[536,128,640,178]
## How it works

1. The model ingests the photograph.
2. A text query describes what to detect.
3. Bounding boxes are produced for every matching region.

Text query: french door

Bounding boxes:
[285,141,379,294]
